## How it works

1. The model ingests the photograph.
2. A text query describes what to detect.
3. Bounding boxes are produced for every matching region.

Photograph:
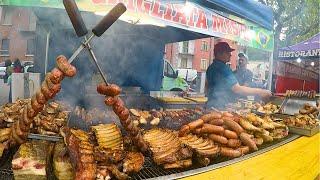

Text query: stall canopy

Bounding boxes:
[1,0,274,51]
[278,33,320,60]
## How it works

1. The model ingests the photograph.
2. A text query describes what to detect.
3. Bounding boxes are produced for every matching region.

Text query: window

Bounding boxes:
[201,41,208,51]
[182,41,189,53]
[164,61,175,77]
[1,7,13,25]
[26,39,35,55]
[200,59,208,70]
[0,39,10,56]
[180,58,188,68]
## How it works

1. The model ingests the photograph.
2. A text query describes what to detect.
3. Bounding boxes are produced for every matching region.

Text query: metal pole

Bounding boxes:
[44,31,50,74]
[267,51,274,91]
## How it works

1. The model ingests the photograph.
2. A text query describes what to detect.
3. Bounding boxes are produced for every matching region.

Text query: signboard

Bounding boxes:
[276,61,319,81]
[0,0,274,51]
[278,48,320,59]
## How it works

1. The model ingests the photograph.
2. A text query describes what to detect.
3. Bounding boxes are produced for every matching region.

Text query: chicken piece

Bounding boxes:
[123,152,144,173]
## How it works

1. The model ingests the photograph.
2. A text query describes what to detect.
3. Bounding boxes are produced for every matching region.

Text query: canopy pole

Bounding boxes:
[44,31,50,74]
[267,51,274,91]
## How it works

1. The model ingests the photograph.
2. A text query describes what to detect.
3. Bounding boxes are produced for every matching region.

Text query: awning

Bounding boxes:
[278,33,320,60]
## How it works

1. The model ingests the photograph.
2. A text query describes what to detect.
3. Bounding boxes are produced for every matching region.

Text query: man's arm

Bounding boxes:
[232,83,271,99]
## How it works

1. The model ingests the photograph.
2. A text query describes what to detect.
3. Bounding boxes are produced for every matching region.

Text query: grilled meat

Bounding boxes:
[123,152,144,173]
[92,123,123,150]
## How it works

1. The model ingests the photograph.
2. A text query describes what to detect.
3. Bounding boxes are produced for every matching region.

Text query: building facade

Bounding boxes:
[0,6,36,64]
[165,37,241,72]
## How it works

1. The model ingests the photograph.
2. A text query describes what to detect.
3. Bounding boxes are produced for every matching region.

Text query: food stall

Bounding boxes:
[0,0,319,180]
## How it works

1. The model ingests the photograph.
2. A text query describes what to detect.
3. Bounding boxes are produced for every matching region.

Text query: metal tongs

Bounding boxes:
[63,0,127,85]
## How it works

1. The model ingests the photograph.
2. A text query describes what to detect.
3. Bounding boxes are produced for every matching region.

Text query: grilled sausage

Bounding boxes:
[200,124,224,134]
[104,96,115,106]
[201,112,222,122]
[56,55,76,77]
[50,68,64,84]
[97,83,121,96]
[223,117,244,135]
[208,134,228,144]
[220,147,242,158]
[188,119,204,130]
[31,96,44,113]
[179,125,190,137]
[227,139,242,148]
[208,119,224,126]
[41,81,54,99]
[239,132,258,151]
[222,112,233,117]
[223,130,238,139]
[237,146,250,155]
[27,103,36,118]
[36,91,46,104]
[119,108,129,121]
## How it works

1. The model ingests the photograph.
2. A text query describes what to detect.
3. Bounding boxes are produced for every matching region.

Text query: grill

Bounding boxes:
[0,134,299,180]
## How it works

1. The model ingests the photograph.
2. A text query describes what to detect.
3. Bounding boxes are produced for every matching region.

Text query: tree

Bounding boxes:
[258,0,319,52]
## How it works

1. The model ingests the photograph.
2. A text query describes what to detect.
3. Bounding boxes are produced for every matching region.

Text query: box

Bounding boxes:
[288,125,319,137]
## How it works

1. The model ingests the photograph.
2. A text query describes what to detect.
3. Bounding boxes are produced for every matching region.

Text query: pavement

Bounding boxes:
[0,80,10,105]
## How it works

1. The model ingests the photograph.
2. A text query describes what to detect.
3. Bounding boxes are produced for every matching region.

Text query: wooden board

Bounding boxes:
[183,133,320,180]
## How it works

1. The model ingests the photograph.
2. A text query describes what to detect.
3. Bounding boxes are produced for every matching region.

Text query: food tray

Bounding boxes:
[279,98,317,115]
[288,125,319,137]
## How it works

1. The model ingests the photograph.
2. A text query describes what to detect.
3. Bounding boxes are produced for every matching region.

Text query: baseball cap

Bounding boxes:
[238,52,248,60]
[214,42,235,54]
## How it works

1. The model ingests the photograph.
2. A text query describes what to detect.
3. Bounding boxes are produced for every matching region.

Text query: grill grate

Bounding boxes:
[0,169,13,180]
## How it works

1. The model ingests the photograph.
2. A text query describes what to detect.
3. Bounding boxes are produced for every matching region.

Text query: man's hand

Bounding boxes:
[258,89,272,101]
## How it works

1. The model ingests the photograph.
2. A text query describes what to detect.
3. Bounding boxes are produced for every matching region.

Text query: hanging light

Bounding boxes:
[296,58,301,63]
[311,62,315,66]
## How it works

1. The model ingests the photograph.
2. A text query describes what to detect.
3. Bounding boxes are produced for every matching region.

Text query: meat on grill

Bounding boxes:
[63,128,96,180]
[123,152,144,173]
[143,128,192,168]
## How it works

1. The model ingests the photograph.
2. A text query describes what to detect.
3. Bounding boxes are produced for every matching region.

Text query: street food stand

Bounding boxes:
[0,0,319,180]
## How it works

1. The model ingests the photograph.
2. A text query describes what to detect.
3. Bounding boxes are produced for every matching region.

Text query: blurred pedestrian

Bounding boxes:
[4,59,12,83]
[13,59,24,73]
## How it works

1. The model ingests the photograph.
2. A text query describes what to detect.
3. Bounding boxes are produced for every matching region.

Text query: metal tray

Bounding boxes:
[28,133,62,142]
[288,125,319,137]
[279,97,317,115]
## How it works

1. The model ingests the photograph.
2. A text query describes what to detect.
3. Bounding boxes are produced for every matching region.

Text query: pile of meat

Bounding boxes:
[74,106,113,123]
[91,123,123,150]
[129,108,204,130]
[32,102,69,136]
[284,115,319,129]
[285,90,317,99]
[298,103,319,118]
[179,111,289,159]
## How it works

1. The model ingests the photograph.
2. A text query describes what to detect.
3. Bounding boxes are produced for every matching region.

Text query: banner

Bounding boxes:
[278,49,320,59]
[276,61,319,81]
[0,0,274,51]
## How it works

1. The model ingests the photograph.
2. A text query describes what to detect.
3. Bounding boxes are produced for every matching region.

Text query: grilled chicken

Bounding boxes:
[123,152,144,173]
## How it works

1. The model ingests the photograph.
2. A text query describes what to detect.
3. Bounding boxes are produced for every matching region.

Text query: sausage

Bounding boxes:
[31,96,44,113]
[179,125,190,137]
[222,112,233,117]
[36,91,46,104]
[11,125,26,144]
[188,119,204,130]
[50,83,61,95]
[104,96,115,106]
[208,119,224,126]
[208,134,228,144]
[121,116,131,127]
[45,74,61,94]
[200,124,224,134]
[119,108,129,121]
[56,55,76,77]
[50,68,64,84]
[27,103,36,118]
[224,130,238,139]
[237,146,250,155]
[130,126,139,137]
[201,112,222,122]
[220,147,242,158]
[97,83,121,96]
[239,118,263,132]
[239,132,258,151]
[41,81,54,99]
[193,128,202,134]
[253,137,264,146]
[223,117,244,135]
[227,139,242,148]
[113,105,125,116]
[23,106,33,125]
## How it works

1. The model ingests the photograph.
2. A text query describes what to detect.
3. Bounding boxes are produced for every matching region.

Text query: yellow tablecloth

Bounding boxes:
[183,133,320,180]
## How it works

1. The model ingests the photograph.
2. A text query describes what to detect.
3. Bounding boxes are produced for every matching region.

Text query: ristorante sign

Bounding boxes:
[0,0,274,50]
[278,48,320,58]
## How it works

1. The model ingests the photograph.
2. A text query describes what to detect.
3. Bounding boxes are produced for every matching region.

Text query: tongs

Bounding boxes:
[63,0,127,85]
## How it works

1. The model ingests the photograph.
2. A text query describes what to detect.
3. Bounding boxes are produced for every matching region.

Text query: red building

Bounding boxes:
[165,37,241,72]
[0,6,36,64]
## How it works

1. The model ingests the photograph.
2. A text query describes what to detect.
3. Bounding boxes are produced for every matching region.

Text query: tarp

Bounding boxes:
[0,0,274,51]
[278,33,320,60]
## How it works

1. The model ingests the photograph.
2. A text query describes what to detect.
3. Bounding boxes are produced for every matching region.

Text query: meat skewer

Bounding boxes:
[97,83,149,154]
[6,55,76,147]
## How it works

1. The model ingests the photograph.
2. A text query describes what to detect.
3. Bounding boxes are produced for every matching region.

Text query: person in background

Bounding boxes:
[234,53,253,87]
[206,42,272,109]
[4,59,13,84]
[13,59,24,73]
